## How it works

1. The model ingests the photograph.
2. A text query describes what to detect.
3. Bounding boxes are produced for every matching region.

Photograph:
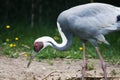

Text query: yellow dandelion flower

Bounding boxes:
[6,38,10,42]
[13,44,16,47]
[53,36,59,40]
[79,47,83,51]
[6,25,10,29]
[24,54,28,57]
[9,43,13,48]
[15,37,19,41]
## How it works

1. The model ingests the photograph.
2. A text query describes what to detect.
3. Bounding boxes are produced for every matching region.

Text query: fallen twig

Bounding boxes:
[42,71,59,80]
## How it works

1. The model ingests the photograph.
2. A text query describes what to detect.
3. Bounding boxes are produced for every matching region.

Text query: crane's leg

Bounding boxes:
[95,47,107,80]
[81,43,86,80]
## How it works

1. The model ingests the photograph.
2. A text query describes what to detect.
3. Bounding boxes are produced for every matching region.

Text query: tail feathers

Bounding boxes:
[116,15,120,30]
[100,21,120,35]
[116,22,120,30]
[106,22,120,31]
[105,24,117,30]
[103,15,120,31]
[117,15,120,22]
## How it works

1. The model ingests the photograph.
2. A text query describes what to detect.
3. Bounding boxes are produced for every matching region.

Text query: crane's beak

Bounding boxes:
[27,51,37,68]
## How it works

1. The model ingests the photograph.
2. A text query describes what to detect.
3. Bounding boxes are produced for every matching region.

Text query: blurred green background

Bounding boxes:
[0,0,120,64]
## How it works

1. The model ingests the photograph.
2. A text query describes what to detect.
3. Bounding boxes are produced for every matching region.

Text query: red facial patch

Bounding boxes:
[34,42,43,52]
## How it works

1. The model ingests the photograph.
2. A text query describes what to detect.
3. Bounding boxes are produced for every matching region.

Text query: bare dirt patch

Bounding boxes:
[0,56,120,80]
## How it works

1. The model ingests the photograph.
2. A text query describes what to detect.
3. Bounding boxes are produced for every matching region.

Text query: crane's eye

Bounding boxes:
[34,42,43,52]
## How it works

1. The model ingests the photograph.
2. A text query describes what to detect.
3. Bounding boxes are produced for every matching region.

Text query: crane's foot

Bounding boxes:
[101,61,107,80]
[81,60,87,80]
[95,47,108,80]
[81,68,86,80]
[81,74,85,80]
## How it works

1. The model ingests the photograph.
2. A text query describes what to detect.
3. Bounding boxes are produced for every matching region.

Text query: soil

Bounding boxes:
[0,56,120,80]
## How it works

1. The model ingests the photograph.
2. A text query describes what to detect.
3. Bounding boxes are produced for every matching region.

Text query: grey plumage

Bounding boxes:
[57,3,120,47]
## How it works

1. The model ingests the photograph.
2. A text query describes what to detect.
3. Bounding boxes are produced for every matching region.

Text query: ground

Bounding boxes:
[0,56,120,80]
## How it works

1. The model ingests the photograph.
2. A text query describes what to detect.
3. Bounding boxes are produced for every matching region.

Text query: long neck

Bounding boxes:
[49,22,73,51]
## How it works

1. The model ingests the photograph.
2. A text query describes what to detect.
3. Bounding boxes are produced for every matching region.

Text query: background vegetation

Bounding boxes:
[0,0,120,64]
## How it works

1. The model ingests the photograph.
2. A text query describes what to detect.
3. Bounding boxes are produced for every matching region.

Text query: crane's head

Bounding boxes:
[33,42,44,52]
[27,37,52,67]
[33,36,52,52]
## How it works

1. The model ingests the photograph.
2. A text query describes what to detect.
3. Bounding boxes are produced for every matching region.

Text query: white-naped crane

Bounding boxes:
[27,3,120,80]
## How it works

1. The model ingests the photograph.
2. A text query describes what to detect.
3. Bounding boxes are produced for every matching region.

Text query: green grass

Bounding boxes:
[0,22,120,64]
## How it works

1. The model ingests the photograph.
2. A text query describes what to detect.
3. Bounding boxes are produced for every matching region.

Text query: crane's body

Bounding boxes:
[28,3,120,80]
[57,3,120,48]
[58,3,120,29]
